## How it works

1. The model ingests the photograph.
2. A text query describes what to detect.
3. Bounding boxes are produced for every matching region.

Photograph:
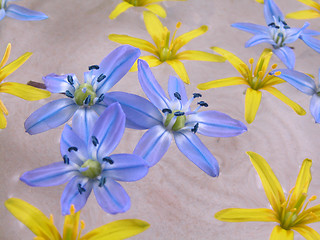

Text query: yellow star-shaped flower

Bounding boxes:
[287,0,320,19]
[215,152,320,240]
[0,43,51,129]
[5,198,150,240]
[197,47,305,124]
[109,11,225,84]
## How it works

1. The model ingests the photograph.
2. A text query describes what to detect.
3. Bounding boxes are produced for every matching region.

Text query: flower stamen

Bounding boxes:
[88,65,99,70]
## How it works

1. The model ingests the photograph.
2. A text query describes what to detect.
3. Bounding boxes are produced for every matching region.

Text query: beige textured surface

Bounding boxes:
[0,0,320,239]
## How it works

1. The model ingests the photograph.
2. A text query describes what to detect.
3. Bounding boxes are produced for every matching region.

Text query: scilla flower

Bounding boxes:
[24,45,140,141]
[104,60,247,177]
[5,198,150,239]
[0,0,48,21]
[21,103,148,215]
[286,0,320,19]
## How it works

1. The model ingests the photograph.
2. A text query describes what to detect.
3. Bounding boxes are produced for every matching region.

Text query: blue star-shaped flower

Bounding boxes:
[104,60,247,177]
[232,0,320,69]
[0,0,48,21]
[21,103,148,215]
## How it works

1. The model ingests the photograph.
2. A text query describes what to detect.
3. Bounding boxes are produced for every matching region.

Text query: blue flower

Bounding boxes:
[0,0,48,21]
[273,68,320,123]
[24,45,140,142]
[231,0,320,69]
[20,102,149,215]
[104,60,247,177]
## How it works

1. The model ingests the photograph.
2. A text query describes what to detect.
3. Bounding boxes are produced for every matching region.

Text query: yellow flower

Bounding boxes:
[286,0,320,19]
[109,0,187,19]
[5,198,150,240]
[0,43,51,129]
[197,47,305,124]
[255,0,264,3]
[215,152,320,240]
[108,11,225,84]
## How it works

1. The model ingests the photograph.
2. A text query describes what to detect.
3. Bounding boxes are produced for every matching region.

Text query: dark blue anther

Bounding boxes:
[162,108,172,114]
[191,123,199,133]
[92,136,99,146]
[68,146,78,152]
[174,111,185,116]
[268,23,276,27]
[174,92,181,100]
[193,93,202,98]
[77,183,86,194]
[281,20,288,26]
[198,101,208,107]
[67,75,74,85]
[88,65,99,70]
[275,26,280,29]
[97,74,106,83]
[103,157,114,164]
[97,94,104,103]
[84,95,91,105]
[63,155,69,164]
[284,25,290,29]
[98,177,106,187]
[65,90,74,98]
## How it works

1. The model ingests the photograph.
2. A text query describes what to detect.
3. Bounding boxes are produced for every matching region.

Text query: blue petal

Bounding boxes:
[133,125,172,167]
[310,94,320,123]
[43,73,79,94]
[24,98,78,135]
[60,125,90,166]
[72,108,99,144]
[174,131,219,177]
[187,111,247,137]
[104,92,162,130]
[95,45,140,96]
[274,69,316,95]
[93,178,130,214]
[102,154,148,181]
[231,23,269,35]
[284,22,310,45]
[272,46,295,69]
[91,102,108,115]
[168,76,188,105]
[263,0,284,25]
[5,4,48,21]
[138,59,170,110]
[89,103,125,161]
[61,177,93,215]
[0,9,6,21]
[20,162,77,187]
[301,29,320,36]
[245,34,274,47]
[300,35,320,53]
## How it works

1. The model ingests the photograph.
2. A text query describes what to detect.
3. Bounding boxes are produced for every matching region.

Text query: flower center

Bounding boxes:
[0,0,6,9]
[74,83,97,106]
[159,22,181,61]
[126,0,139,6]
[268,18,290,48]
[164,110,186,131]
[80,159,101,178]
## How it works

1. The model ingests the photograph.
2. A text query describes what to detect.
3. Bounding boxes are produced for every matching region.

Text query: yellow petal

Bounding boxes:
[108,34,158,55]
[5,198,61,240]
[245,88,261,124]
[0,52,32,83]
[269,226,294,240]
[130,55,162,72]
[175,50,226,62]
[0,99,8,115]
[63,205,80,240]
[286,10,320,19]
[297,0,320,11]
[256,0,264,3]
[291,225,320,240]
[300,204,320,224]
[0,82,51,101]
[80,219,150,240]
[262,86,306,116]
[143,11,165,49]
[144,4,166,18]
[246,151,286,214]
[0,43,11,69]
[254,48,273,77]
[109,2,133,20]
[197,77,248,90]
[172,25,208,53]
[0,108,7,129]
[214,208,278,222]
[166,59,189,84]
[211,47,250,79]
[261,76,285,88]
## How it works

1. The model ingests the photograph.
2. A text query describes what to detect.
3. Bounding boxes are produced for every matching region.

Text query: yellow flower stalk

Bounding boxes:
[197,47,305,124]
[109,11,225,84]
[286,0,320,19]
[109,0,187,19]
[0,43,51,129]
[215,152,320,240]
[5,198,150,240]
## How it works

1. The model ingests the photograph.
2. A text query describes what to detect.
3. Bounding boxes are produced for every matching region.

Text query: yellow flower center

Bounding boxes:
[126,0,140,6]
[159,22,181,61]
[164,110,186,131]
[80,159,101,178]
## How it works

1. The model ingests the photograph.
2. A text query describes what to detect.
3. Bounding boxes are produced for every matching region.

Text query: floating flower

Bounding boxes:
[108,11,225,84]
[24,45,140,140]
[215,152,320,240]
[21,103,148,215]
[287,0,320,19]
[0,43,50,129]
[273,67,320,123]
[104,60,247,177]
[197,47,306,124]
[5,198,150,239]
[109,0,187,19]
[0,0,47,21]
[232,0,320,69]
